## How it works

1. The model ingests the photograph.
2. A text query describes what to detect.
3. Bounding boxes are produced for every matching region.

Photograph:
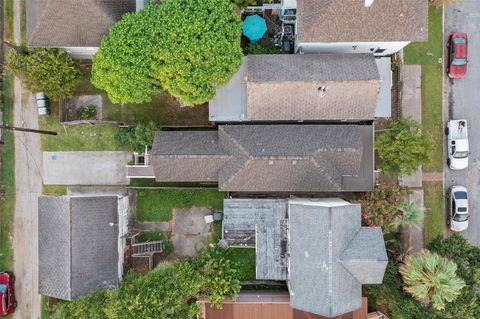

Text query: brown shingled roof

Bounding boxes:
[297,0,428,43]
[151,125,374,192]
[27,0,135,47]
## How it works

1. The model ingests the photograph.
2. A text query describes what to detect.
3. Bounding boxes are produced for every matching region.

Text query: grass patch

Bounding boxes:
[76,68,209,126]
[42,185,67,196]
[4,0,14,43]
[136,189,226,222]
[38,115,125,151]
[226,248,256,281]
[423,181,444,244]
[404,5,443,173]
[20,0,26,45]
[0,73,15,271]
[137,231,166,242]
[129,179,212,188]
[41,296,50,319]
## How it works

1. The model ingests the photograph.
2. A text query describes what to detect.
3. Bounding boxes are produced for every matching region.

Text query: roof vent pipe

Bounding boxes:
[365,0,375,7]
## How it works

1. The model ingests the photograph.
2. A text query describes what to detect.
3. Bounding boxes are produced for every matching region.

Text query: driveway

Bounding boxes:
[43,151,131,185]
[444,0,480,245]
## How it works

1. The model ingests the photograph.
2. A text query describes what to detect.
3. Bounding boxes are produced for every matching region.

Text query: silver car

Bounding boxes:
[447,186,469,232]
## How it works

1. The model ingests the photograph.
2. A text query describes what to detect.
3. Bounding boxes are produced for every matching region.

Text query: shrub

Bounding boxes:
[245,43,285,55]
[375,118,433,177]
[7,48,81,101]
[355,184,407,232]
[75,104,97,120]
[114,121,157,153]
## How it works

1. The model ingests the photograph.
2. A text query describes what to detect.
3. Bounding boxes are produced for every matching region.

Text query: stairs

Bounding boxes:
[131,241,164,255]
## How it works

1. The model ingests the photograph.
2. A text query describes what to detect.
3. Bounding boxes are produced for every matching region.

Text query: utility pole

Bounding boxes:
[0,125,57,136]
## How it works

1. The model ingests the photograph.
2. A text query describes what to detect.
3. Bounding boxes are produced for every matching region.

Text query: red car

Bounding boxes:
[447,33,468,79]
[0,272,16,317]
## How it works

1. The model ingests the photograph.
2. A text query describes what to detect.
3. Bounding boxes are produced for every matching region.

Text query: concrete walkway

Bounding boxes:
[399,65,425,253]
[43,151,131,185]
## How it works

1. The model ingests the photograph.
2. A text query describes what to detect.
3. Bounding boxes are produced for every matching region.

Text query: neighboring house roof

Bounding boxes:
[209,54,380,122]
[220,198,387,318]
[287,199,387,317]
[198,291,369,319]
[297,0,428,43]
[38,195,119,300]
[151,125,374,192]
[222,199,289,280]
[27,0,135,47]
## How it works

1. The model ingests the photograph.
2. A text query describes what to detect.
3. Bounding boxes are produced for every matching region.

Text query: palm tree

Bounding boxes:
[390,201,424,229]
[400,250,465,310]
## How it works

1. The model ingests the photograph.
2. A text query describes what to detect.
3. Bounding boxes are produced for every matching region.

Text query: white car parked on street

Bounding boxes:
[447,185,469,232]
[446,119,469,170]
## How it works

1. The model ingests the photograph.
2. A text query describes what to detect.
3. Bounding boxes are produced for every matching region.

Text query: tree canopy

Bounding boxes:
[92,0,243,106]
[374,118,433,177]
[7,48,81,101]
[399,250,465,311]
[51,248,241,319]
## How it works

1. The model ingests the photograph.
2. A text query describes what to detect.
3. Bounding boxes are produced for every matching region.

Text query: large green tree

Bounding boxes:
[51,248,240,319]
[92,0,243,106]
[7,48,81,101]
[400,250,465,311]
[374,118,432,177]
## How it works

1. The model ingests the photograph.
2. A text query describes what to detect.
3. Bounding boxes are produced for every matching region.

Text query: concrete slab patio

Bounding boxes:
[172,207,214,257]
[43,151,131,185]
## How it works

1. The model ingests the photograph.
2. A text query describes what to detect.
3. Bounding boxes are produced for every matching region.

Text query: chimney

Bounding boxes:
[365,0,375,7]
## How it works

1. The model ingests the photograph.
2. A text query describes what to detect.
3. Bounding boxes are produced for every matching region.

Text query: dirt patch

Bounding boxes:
[172,207,214,257]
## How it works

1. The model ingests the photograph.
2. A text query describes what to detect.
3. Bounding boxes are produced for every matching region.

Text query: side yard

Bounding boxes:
[0,73,15,271]
[404,5,444,244]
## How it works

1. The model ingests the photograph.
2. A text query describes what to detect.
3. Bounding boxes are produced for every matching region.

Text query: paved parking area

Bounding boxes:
[43,151,131,185]
[445,0,480,245]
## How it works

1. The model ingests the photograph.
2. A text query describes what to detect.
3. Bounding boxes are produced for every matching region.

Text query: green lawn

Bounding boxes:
[40,296,50,319]
[38,115,126,152]
[0,73,15,271]
[423,181,444,244]
[42,185,67,196]
[404,5,444,173]
[226,248,256,281]
[4,0,14,43]
[137,231,166,242]
[136,189,227,222]
[76,69,209,126]
[20,0,26,45]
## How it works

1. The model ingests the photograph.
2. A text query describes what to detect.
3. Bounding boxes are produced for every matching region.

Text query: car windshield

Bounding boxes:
[452,58,467,66]
[453,37,466,44]
[0,284,6,294]
[453,151,468,158]
[453,213,468,222]
[454,191,468,199]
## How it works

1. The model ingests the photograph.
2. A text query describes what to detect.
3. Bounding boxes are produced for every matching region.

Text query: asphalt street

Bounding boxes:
[444,0,480,245]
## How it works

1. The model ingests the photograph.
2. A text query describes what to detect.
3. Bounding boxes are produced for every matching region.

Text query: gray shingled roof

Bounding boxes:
[297,0,428,43]
[222,199,288,280]
[38,195,119,300]
[151,125,374,192]
[210,54,380,121]
[27,0,135,47]
[287,199,388,317]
